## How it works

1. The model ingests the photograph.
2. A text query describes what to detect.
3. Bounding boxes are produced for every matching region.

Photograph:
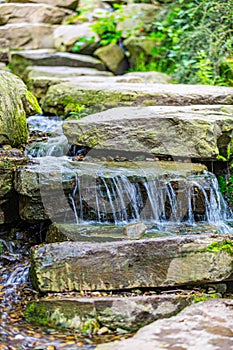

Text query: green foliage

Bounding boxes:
[72,36,95,53]
[218,173,233,206]
[206,240,233,255]
[149,0,233,85]
[67,104,88,120]
[0,242,3,255]
[193,293,221,303]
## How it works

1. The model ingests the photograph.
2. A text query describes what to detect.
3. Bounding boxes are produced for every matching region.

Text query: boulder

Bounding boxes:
[0,4,73,25]
[0,70,41,147]
[96,299,233,350]
[94,43,129,74]
[6,0,79,10]
[30,234,233,292]
[123,35,157,68]
[115,3,162,37]
[62,105,233,160]
[10,49,106,76]
[0,23,54,50]
[42,80,233,116]
[25,294,193,333]
[53,23,99,53]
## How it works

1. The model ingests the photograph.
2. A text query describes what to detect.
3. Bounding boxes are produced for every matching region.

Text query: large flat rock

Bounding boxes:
[6,0,78,10]
[30,235,233,292]
[63,105,233,160]
[42,80,233,116]
[0,4,72,25]
[25,293,193,333]
[0,24,54,50]
[96,299,233,350]
[10,49,106,76]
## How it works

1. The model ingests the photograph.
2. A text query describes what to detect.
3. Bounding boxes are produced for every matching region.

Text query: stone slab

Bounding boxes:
[25,294,194,333]
[30,234,233,292]
[62,105,233,160]
[42,80,233,116]
[96,299,233,350]
[6,0,79,10]
[0,24,54,50]
[0,4,72,25]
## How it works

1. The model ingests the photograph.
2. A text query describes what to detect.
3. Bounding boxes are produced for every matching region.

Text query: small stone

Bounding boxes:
[124,222,147,239]
[97,327,109,335]
[14,334,24,340]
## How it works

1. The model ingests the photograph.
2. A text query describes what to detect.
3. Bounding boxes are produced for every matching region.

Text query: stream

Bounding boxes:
[1,114,233,349]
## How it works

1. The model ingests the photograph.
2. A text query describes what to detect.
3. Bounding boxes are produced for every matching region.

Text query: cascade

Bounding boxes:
[26,115,233,234]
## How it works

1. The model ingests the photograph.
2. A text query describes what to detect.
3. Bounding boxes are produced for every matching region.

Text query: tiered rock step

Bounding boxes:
[63,105,233,160]
[30,234,233,293]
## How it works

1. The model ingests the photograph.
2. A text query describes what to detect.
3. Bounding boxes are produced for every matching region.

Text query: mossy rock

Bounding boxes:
[0,71,42,147]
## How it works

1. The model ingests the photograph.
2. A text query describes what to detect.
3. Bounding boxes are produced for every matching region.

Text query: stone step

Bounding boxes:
[96,299,233,350]
[62,105,233,160]
[6,0,79,10]
[10,49,106,75]
[14,159,206,223]
[0,24,54,50]
[0,4,73,25]
[41,80,233,116]
[25,293,194,333]
[30,234,233,292]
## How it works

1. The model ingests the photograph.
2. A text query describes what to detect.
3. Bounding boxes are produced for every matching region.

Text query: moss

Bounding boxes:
[25,302,50,327]
[193,293,221,303]
[205,239,233,255]
[24,90,42,115]
[0,242,3,255]
[76,127,105,148]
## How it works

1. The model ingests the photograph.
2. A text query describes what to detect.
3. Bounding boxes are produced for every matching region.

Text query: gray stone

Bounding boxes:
[0,70,41,147]
[10,49,106,76]
[6,0,79,10]
[0,24,54,50]
[117,71,171,84]
[42,80,233,116]
[25,294,193,333]
[96,299,233,350]
[94,43,128,74]
[53,23,99,53]
[0,4,72,25]
[30,234,233,292]
[0,38,10,63]
[63,105,233,160]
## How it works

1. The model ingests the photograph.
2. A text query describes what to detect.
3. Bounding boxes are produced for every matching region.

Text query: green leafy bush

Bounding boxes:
[150,0,233,85]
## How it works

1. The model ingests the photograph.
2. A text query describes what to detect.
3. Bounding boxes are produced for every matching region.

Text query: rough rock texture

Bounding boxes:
[96,299,233,350]
[0,4,72,25]
[30,235,233,292]
[117,71,171,84]
[53,23,99,53]
[0,38,10,63]
[63,105,233,160]
[94,43,128,74]
[0,149,27,224]
[0,70,41,147]
[10,49,106,76]
[6,0,79,10]
[116,3,161,37]
[42,81,233,116]
[124,36,158,68]
[0,23,54,50]
[46,222,147,243]
[25,294,193,333]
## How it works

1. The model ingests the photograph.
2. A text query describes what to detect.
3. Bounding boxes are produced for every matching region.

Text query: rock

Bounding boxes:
[96,299,233,350]
[94,43,128,74]
[0,4,73,25]
[0,24,54,50]
[30,234,233,292]
[6,0,79,10]
[63,105,233,160]
[0,70,41,147]
[15,158,207,223]
[53,23,99,53]
[116,3,162,37]
[0,149,27,224]
[0,38,10,63]
[42,80,233,116]
[46,222,147,243]
[25,293,193,333]
[117,71,171,84]
[123,35,158,68]
[10,49,106,76]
